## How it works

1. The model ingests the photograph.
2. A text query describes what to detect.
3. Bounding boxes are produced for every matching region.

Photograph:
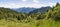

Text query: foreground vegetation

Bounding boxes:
[0,3,60,27]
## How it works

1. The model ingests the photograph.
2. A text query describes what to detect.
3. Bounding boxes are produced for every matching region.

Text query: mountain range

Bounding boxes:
[13,7,36,13]
[12,6,51,14]
[29,6,51,14]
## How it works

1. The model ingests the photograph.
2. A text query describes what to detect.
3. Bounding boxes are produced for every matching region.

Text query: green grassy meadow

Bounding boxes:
[0,3,60,27]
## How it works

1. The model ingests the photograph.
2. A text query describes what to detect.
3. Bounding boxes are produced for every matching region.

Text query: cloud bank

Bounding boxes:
[0,0,58,8]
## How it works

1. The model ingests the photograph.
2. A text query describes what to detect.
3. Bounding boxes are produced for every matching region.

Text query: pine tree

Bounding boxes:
[56,2,60,7]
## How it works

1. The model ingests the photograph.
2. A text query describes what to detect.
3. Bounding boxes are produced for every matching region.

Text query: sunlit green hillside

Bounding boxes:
[0,3,60,27]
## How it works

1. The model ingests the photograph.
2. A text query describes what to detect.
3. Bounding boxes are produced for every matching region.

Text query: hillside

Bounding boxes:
[0,3,60,27]
[29,6,51,14]
[46,3,60,20]
[13,7,36,13]
[0,7,28,20]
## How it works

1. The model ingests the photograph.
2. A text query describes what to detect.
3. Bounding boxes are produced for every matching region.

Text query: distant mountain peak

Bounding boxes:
[13,7,36,13]
[29,6,51,14]
[12,6,51,14]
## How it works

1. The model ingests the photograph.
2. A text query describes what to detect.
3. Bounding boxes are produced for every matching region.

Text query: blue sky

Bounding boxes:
[0,0,60,8]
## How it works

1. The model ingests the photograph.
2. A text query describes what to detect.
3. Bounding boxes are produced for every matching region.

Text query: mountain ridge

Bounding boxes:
[29,6,51,14]
[12,6,51,14]
[13,7,36,13]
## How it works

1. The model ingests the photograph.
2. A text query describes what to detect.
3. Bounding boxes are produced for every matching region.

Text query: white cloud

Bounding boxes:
[22,0,27,2]
[33,0,39,3]
[0,3,56,8]
[0,3,21,8]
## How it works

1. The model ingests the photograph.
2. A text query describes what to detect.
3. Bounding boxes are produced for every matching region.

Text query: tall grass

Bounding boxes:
[0,18,60,27]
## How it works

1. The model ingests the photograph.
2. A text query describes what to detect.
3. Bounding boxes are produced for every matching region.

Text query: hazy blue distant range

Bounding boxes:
[29,6,51,14]
[13,6,51,14]
[13,7,36,13]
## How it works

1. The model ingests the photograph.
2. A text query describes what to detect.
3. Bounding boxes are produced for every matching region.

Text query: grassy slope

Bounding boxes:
[0,3,60,27]
[0,19,60,27]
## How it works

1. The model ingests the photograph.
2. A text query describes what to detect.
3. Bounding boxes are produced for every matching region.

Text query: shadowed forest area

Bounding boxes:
[0,3,60,27]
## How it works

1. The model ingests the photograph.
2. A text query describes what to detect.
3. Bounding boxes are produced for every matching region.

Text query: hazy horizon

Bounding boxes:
[0,0,60,8]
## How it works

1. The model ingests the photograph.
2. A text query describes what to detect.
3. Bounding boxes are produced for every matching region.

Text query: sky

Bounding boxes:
[0,0,60,8]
